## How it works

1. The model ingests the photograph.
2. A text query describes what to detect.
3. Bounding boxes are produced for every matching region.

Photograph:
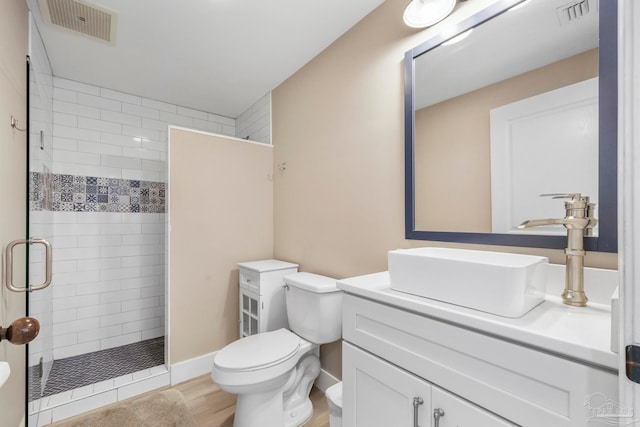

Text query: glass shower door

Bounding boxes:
[26,48,55,424]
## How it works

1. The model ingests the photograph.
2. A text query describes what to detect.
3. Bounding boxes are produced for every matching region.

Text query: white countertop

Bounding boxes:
[338,271,617,371]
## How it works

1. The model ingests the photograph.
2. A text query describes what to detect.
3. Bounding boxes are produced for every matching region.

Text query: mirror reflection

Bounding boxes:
[413,0,599,235]
[405,0,617,252]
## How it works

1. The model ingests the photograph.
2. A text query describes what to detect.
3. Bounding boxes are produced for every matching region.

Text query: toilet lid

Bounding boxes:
[215,329,300,371]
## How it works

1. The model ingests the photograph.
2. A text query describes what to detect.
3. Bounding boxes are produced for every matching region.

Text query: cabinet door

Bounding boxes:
[343,342,432,427]
[239,289,260,338]
[431,387,516,427]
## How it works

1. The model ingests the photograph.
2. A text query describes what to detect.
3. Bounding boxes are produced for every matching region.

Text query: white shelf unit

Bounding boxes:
[237,259,298,338]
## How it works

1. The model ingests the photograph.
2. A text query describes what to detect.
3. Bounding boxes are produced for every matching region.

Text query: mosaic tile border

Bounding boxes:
[30,171,166,213]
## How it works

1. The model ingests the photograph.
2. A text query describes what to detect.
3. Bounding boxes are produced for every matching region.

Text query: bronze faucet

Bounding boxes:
[518,193,597,307]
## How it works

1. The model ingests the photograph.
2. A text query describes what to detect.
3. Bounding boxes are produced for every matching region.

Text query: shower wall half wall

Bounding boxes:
[30,74,250,362]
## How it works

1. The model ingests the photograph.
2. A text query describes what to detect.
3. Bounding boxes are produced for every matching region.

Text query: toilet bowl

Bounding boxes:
[212,272,342,427]
[213,329,312,393]
[214,329,319,427]
[326,382,342,427]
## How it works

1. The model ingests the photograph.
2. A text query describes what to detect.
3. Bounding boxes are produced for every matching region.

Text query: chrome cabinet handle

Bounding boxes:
[413,397,424,427]
[433,408,445,427]
[4,238,52,292]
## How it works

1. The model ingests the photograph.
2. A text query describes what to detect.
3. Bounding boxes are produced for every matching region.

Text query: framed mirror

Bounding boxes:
[404,0,617,252]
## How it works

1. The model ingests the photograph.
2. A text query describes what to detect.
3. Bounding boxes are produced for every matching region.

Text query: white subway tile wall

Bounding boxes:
[30,211,166,360]
[51,76,236,180]
[235,92,271,144]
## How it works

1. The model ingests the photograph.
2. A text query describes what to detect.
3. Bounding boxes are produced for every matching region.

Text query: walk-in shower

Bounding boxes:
[24,7,269,422]
[26,17,168,425]
[25,17,247,425]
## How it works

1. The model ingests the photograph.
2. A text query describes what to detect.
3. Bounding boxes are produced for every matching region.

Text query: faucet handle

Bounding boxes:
[540,193,584,201]
[540,193,591,208]
[540,193,591,219]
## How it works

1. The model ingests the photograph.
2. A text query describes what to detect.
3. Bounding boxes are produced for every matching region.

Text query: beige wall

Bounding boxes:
[169,129,273,363]
[0,1,29,425]
[415,49,598,231]
[272,0,616,379]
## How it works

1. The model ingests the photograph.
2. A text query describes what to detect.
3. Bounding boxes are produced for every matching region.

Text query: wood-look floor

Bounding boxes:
[49,374,330,427]
[173,375,330,427]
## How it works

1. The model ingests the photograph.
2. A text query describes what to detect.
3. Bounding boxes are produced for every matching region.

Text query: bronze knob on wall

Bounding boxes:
[0,317,40,345]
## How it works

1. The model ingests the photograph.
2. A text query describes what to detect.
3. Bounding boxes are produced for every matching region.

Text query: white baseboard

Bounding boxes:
[170,351,216,385]
[314,368,340,393]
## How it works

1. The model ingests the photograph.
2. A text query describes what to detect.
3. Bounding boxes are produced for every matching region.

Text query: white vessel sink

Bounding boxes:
[388,247,548,317]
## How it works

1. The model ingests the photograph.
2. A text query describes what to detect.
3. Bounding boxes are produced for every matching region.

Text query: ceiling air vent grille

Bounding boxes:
[557,0,593,25]
[38,0,117,44]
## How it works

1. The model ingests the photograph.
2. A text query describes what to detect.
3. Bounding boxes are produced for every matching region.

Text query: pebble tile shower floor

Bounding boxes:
[30,337,164,400]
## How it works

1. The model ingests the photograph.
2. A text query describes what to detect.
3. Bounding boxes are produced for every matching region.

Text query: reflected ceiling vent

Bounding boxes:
[556,0,594,25]
[38,0,117,44]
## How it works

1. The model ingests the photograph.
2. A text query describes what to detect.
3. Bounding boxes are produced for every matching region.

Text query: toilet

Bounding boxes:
[325,382,342,427]
[212,272,343,427]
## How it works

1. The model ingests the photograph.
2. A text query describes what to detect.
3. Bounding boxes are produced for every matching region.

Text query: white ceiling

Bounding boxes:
[27,0,386,119]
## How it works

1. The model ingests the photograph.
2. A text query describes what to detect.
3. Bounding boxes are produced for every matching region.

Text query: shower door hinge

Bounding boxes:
[626,345,640,383]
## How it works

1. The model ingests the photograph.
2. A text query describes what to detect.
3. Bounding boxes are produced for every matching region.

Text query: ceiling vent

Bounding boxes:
[556,0,594,25]
[38,0,117,44]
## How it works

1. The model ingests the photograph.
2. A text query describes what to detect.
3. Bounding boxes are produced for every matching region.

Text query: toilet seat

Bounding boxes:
[213,329,307,390]
[215,329,300,372]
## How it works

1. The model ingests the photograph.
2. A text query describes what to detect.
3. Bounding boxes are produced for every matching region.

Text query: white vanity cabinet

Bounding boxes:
[340,284,618,427]
[343,341,432,427]
[343,342,514,427]
[237,260,298,338]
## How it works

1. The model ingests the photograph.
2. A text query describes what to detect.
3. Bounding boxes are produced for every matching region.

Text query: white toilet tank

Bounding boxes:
[284,272,342,344]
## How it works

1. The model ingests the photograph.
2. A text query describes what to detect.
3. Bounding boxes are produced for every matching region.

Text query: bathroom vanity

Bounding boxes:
[338,267,618,426]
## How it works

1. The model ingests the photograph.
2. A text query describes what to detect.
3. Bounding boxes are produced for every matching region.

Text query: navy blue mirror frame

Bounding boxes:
[404,0,617,252]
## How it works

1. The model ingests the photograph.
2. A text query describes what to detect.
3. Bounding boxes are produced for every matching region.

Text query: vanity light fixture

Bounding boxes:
[403,0,457,28]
